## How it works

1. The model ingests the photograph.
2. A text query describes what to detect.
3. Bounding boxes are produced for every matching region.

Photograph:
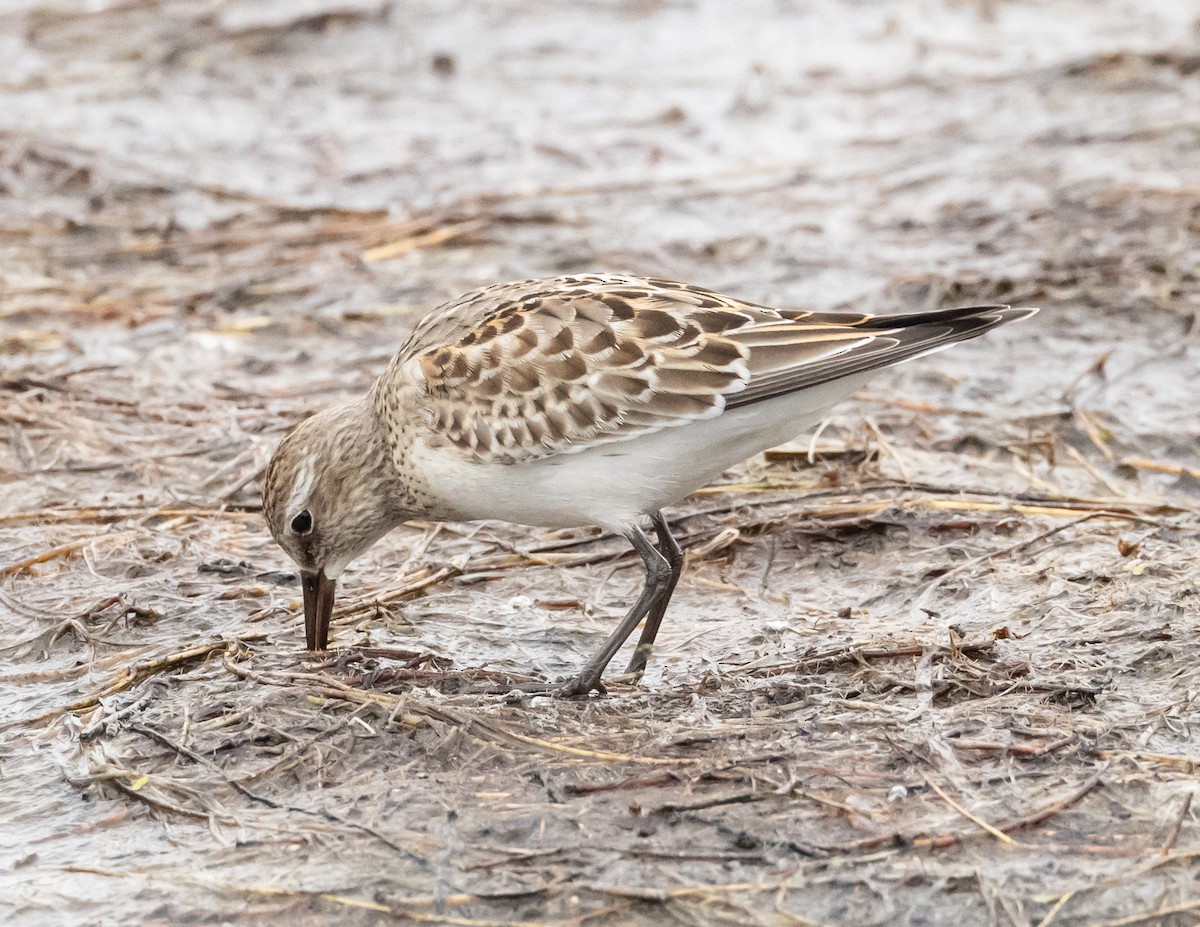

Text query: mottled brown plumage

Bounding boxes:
[262,274,1037,694]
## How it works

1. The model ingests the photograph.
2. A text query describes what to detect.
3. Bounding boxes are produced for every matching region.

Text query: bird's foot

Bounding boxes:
[557,672,607,699]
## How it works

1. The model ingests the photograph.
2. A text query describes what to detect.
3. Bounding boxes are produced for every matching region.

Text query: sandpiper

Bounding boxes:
[262,274,1036,695]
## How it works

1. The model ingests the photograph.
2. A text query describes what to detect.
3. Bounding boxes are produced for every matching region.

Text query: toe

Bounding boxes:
[558,674,606,698]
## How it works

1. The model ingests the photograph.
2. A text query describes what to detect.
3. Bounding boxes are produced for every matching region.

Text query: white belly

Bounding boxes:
[412,374,870,531]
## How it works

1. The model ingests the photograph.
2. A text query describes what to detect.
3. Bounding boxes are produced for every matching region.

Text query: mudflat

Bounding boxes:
[1,2,1198,925]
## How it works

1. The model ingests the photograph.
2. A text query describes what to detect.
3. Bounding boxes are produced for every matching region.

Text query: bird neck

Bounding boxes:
[322,397,400,513]
[363,386,449,521]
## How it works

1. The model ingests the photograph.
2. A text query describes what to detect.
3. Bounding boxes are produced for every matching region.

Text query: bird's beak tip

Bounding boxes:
[301,569,335,651]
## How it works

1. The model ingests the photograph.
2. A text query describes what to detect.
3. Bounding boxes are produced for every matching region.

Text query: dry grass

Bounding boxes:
[3,2,1200,925]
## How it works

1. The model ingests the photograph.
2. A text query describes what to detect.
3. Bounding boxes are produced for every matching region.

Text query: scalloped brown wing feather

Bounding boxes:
[383,275,879,464]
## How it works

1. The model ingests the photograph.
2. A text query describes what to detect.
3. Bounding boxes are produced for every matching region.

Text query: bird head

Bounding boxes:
[262,401,399,650]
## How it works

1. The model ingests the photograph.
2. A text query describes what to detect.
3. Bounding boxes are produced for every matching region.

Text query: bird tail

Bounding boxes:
[725,304,1038,410]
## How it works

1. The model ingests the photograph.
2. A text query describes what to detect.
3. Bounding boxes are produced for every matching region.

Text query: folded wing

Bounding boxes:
[383,274,1034,464]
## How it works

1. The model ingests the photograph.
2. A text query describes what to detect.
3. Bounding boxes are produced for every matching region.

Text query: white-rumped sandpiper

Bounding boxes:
[262,274,1036,695]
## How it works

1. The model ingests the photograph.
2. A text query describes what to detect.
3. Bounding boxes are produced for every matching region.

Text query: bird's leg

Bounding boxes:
[625,511,684,676]
[559,524,672,697]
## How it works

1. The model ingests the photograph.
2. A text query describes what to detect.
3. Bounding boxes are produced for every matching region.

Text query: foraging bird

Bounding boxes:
[262,274,1036,695]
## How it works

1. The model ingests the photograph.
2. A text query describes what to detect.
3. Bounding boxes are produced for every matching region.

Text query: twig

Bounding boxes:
[588,880,798,903]
[728,638,995,678]
[3,637,251,729]
[1096,750,1200,772]
[335,565,461,623]
[0,536,124,577]
[79,683,166,741]
[128,723,427,862]
[993,774,1104,835]
[362,219,484,262]
[1074,408,1116,462]
[952,735,1075,758]
[1160,792,1192,858]
[1062,442,1126,498]
[562,772,682,795]
[819,774,1103,855]
[464,846,574,872]
[908,513,1102,621]
[650,791,768,815]
[610,846,769,864]
[864,417,911,482]
[54,866,564,926]
[1082,897,1200,927]
[1121,457,1200,480]
[1034,890,1077,927]
[223,656,702,766]
[0,505,261,527]
[105,776,215,821]
[920,773,1017,845]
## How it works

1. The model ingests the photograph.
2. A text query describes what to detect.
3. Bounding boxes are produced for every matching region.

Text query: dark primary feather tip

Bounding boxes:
[859,303,1039,329]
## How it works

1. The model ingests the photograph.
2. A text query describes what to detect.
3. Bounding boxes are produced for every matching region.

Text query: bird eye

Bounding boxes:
[291,510,313,535]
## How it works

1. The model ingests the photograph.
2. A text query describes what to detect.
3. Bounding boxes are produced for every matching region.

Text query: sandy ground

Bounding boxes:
[2,1,1199,924]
